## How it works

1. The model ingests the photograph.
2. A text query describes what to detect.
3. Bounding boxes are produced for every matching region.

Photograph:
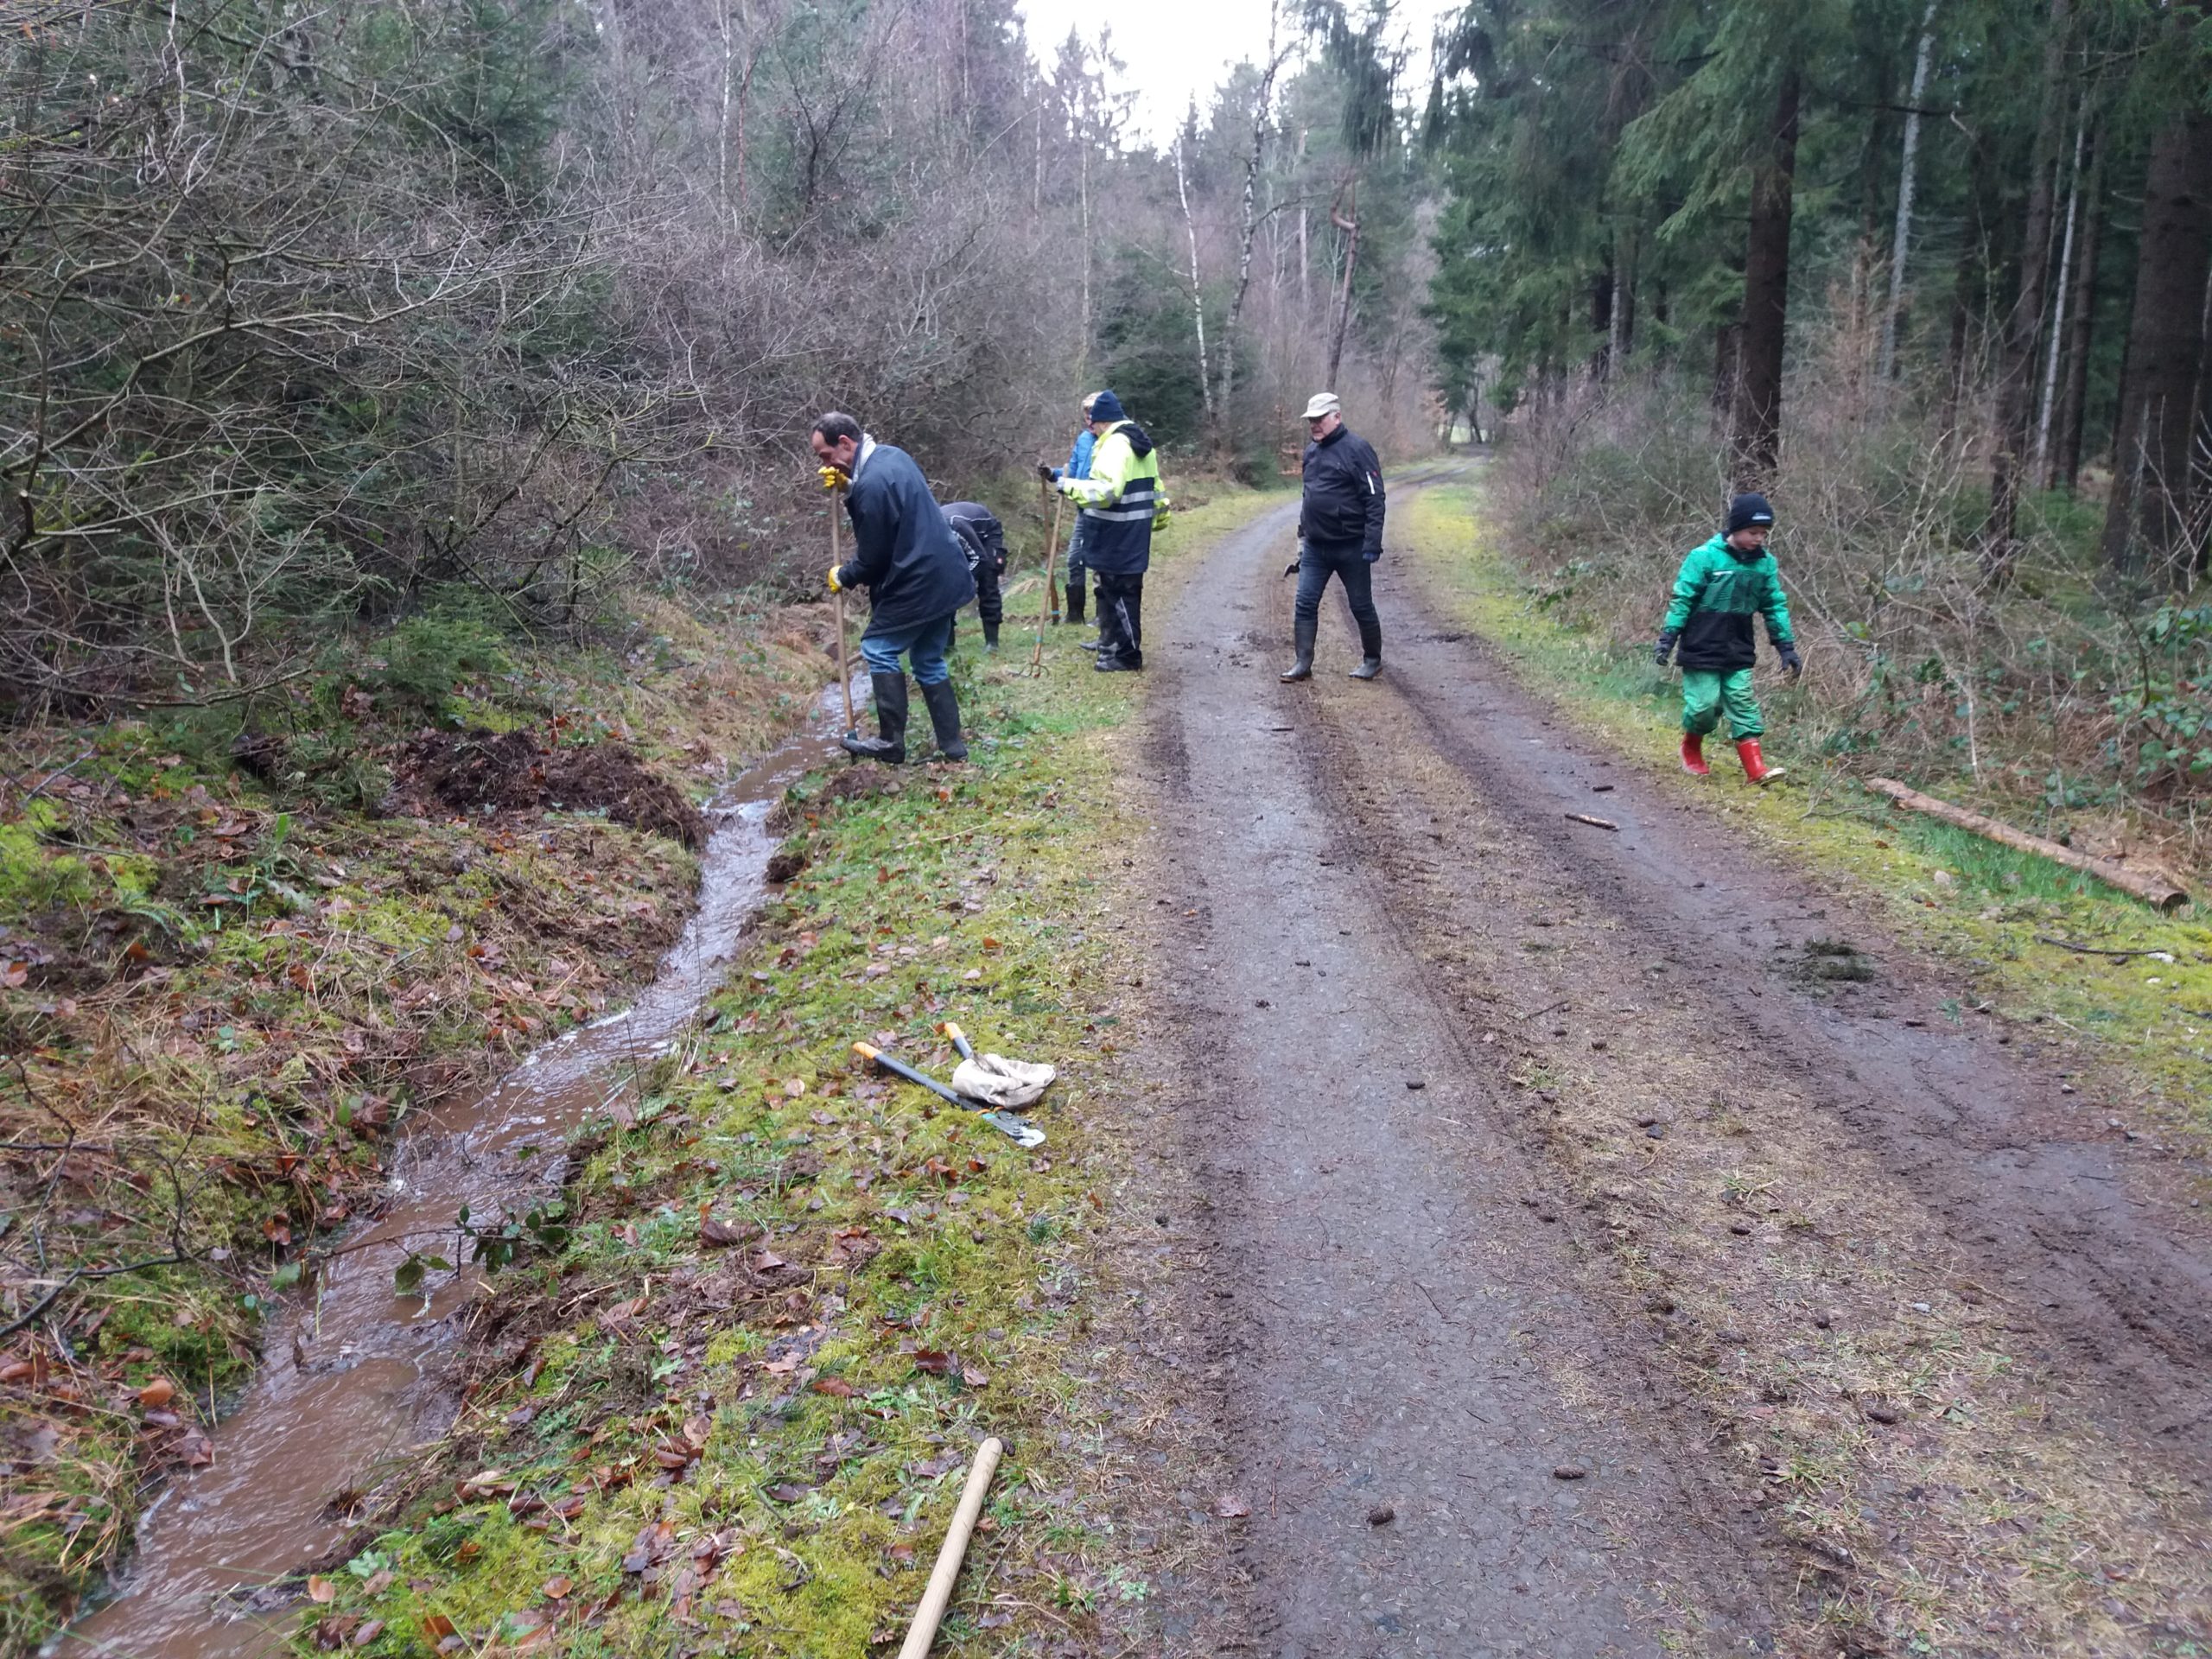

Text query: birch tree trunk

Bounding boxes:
[2033,108,2088,486]
[1175,135,1215,430]
[1880,0,1939,383]
[1981,0,2073,575]
[2051,127,2104,493]
[1215,1,1284,448]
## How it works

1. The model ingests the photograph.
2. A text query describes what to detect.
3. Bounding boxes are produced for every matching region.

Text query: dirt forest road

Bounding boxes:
[1131,473,2212,1656]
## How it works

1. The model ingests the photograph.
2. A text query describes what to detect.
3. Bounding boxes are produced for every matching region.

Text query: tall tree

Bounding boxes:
[1731,68,1802,484]
[1981,0,2074,575]
[2101,91,2212,575]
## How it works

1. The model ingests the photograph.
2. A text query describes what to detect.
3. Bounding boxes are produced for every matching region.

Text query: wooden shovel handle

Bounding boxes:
[898,1438,1003,1659]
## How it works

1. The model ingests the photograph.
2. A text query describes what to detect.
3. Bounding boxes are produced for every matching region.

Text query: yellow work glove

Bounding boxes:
[818,466,848,493]
[826,567,842,594]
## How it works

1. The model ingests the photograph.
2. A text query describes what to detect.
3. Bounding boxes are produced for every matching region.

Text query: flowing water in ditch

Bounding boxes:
[60,690,859,1659]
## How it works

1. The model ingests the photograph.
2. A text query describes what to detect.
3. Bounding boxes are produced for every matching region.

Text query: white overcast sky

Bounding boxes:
[1014,0,1464,145]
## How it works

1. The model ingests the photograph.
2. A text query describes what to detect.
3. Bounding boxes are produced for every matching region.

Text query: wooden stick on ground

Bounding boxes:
[1564,812,1619,832]
[898,1436,1003,1659]
[1866,777,2190,912]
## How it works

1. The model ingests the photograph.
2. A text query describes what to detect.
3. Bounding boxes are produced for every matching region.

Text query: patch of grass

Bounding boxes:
[289,486,1279,1656]
[1401,480,2212,1158]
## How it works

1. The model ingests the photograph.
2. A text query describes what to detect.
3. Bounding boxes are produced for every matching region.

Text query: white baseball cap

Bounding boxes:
[1302,391,1341,420]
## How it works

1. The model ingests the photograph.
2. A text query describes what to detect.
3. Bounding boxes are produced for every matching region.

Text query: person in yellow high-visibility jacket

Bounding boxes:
[1037,390,1168,671]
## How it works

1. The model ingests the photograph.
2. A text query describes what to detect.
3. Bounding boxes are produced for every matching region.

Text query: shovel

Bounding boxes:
[830,485,857,740]
[937,1022,1056,1110]
[852,1042,1046,1149]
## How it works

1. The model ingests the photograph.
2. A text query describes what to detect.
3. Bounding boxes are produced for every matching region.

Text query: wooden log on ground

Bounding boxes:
[1866,778,2190,912]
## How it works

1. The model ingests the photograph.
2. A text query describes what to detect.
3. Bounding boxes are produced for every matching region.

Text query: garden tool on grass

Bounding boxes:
[937,1021,1056,1110]
[852,1042,1046,1148]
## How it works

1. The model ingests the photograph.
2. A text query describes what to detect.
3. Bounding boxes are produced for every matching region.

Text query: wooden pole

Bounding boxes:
[831,491,855,734]
[1033,488,1064,674]
[1866,778,2189,912]
[897,1436,1003,1659]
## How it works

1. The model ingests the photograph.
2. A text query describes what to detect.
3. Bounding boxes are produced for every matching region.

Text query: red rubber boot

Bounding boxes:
[1680,733,1711,776]
[1736,738,1784,785]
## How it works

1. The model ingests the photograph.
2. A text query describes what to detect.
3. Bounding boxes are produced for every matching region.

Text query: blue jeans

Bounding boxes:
[1294,543,1382,650]
[859,613,954,684]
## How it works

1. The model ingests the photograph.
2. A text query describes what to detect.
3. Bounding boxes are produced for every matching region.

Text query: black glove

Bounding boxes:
[1653,629,1680,667]
[1777,640,1802,677]
[1036,462,1056,483]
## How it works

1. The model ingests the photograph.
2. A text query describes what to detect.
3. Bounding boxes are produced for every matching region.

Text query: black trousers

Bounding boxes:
[967,549,1003,628]
[1093,571,1144,666]
[1065,517,1090,619]
[1294,542,1382,656]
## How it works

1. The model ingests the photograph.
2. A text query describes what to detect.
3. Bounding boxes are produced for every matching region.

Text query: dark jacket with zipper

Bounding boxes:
[1299,423,1386,557]
[834,438,973,638]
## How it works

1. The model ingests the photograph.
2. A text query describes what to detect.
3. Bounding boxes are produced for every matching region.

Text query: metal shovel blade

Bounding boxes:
[979,1110,1046,1149]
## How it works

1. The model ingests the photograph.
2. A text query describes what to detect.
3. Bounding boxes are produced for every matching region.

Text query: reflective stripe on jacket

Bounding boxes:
[1057,422,1166,575]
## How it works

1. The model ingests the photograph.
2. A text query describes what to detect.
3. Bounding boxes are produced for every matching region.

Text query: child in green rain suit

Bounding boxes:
[1653,493,1801,785]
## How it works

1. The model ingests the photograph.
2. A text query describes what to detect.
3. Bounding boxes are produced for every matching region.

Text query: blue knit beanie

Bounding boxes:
[1726,492,1775,535]
[1089,390,1126,424]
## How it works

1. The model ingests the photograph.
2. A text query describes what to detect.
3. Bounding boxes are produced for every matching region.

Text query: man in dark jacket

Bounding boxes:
[1281,391,1387,683]
[813,412,974,763]
[942,500,1007,649]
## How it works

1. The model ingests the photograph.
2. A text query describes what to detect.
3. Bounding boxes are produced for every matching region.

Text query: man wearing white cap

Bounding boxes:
[1282,391,1387,682]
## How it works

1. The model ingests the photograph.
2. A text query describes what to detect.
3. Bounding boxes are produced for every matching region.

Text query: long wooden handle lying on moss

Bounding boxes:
[1866,777,2189,912]
[898,1436,1004,1659]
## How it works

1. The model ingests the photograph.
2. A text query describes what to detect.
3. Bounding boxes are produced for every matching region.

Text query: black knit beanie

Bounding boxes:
[1726,493,1775,536]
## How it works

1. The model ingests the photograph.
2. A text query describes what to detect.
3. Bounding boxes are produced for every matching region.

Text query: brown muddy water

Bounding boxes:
[58,690,859,1659]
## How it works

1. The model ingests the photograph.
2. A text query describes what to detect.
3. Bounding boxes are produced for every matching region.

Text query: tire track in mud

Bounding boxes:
[1137,489,1785,1659]
[1192,469,2212,1651]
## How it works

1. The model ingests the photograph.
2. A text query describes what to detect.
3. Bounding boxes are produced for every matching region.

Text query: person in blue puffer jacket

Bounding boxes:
[1045,392,1101,625]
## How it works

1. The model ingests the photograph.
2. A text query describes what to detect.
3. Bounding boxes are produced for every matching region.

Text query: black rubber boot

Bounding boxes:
[982,621,999,651]
[918,680,967,761]
[1349,616,1382,680]
[1281,615,1316,682]
[842,671,908,764]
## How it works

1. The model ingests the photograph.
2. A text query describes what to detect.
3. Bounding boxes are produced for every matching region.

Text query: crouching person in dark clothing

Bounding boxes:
[1282,391,1387,683]
[942,501,1007,650]
[813,411,975,762]
[1045,390,1167,672]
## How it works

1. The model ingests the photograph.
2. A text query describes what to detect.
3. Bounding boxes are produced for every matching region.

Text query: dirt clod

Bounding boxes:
[1552,1465,1588,1481]
[397,728,707,849]
[1366,1503,1395,1527]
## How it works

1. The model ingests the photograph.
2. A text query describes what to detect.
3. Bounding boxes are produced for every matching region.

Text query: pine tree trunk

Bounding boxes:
[1981,0,2072,576]
[1731,71,1801,486]
[2100,106,2212,575]
[2051,125,2103,493]
[1591,261,1615,380]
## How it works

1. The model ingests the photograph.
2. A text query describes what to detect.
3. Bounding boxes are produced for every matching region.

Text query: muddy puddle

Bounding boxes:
[58,689,859,1659]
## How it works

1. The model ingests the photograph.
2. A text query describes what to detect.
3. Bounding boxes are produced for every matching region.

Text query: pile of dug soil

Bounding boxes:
[397,728,707,849]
